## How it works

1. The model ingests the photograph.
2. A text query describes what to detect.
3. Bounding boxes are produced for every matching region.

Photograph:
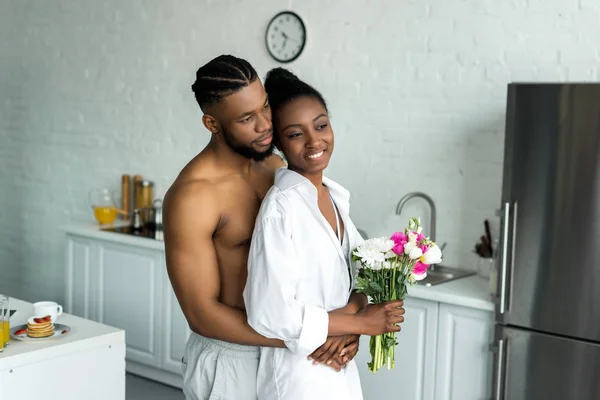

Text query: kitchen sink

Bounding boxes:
[419,265,476,287]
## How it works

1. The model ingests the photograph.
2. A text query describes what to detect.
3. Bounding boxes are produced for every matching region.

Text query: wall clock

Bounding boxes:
[265,11,306,63]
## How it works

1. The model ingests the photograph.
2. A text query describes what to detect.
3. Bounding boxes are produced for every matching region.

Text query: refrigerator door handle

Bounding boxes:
[509,201,518,312]
[492,338,506,400]
[499,202,510,314]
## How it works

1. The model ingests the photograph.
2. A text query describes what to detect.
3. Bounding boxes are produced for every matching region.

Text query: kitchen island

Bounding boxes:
[0,298,125,400]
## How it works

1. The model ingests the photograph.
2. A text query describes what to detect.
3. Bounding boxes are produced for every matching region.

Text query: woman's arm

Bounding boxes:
[243,210,404,356]
[331,291,369,315]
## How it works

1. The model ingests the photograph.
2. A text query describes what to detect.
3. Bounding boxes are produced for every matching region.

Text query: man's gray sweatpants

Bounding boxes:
[182,332,260,400]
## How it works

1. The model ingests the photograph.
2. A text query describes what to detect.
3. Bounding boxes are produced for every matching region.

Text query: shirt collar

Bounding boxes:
[274,168,351,216]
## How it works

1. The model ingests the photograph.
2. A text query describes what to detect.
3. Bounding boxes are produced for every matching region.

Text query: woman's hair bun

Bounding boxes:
[265,67,300,84]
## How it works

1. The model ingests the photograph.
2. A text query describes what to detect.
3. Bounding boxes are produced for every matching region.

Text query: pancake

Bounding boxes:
[27,315,55,338]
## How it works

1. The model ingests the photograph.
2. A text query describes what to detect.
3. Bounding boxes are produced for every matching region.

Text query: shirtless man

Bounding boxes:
[163,55,405,400]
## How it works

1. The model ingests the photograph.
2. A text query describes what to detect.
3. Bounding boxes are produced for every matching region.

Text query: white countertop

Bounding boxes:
[0,298,125,371]
[408,275,495,311]
[64,221,165,251]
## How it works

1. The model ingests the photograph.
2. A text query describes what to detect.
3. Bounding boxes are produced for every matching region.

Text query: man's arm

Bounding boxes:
[163,182,283,347]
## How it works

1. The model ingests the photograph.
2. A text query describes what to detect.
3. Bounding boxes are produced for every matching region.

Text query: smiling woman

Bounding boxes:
[276,96,332,177]
[242,68,405,400]
[264,68,332,186]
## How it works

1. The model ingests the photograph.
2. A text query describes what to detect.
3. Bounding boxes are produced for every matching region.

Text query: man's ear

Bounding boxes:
[202,114,219,135]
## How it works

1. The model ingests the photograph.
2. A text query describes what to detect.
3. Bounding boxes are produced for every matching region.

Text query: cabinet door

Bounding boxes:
[96,242,163,368]
[356,298,439,400]
[435,304,493,400]
[161,266,192,375]
[66,235,94,319]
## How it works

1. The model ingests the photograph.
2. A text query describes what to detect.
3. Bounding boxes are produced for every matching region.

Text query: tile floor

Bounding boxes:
[126,373,185,400]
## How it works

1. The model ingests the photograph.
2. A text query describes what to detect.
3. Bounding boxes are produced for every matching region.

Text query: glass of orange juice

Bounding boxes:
[0,295,8,347]
[0,295,6,353]
[89,189,119,225]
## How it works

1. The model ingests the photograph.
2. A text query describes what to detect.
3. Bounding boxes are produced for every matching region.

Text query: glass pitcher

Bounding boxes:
[88,189,119,225]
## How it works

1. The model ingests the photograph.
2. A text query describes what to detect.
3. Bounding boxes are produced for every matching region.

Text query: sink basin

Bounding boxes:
[418,265,476,287]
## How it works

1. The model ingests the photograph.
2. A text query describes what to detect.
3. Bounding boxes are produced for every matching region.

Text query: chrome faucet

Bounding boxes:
[395,192,437,243]
[396,192,444,271]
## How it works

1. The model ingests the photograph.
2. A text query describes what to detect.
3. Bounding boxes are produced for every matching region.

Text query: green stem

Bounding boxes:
[391,258,397,300]
[371,334,381,374]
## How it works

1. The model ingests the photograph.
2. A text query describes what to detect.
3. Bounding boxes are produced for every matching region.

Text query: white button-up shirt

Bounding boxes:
[244,168,364,400]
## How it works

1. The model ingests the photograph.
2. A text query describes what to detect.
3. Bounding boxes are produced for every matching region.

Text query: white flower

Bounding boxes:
[412,272,427,281]
[369,237,396,253]
[354,240,387,269]
[407,232,418,243]
[417,226,423,234]
[420,245,442,265]
[408,246,423,260]
[371,261,383,270]
[404,241,416,255]
[382,261,394,269]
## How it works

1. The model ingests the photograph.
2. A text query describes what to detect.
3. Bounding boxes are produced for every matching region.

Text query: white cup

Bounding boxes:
[33,301,63,322]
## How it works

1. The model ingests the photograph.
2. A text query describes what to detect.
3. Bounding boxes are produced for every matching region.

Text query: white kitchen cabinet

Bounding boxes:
[66,231,186,388]
[356,298,439,400]
[96,242,163,368]
[66,236,93,319]
[434,304,493,400]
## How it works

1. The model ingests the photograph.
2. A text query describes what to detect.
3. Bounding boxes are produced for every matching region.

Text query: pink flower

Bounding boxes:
[390,232,407,255]
[391,232,406,243]
[392,242,405,255]
[419,243,429,254]
[416,233,426,244]
[413,261,429,276]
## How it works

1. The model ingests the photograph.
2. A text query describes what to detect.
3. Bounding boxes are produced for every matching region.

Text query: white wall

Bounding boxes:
[1,0,599,303]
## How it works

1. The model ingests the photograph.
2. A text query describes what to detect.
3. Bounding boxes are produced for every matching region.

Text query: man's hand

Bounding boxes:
[308,335,360,371]
[339,334,360,364]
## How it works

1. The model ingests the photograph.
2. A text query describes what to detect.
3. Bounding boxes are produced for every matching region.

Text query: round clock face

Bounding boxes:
[265,11,306,63]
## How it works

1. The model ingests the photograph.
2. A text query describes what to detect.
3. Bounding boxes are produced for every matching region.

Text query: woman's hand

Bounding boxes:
[355,300,405,336]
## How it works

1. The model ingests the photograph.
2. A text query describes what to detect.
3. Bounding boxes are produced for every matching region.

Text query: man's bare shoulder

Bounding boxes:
[163,177,220,235]
[164,153,225,214]
[262,153,286,170]
[163,155,225,235]
[164,177,214,209]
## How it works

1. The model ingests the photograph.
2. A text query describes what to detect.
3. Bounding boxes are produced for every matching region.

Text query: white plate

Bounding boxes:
[10,323,71,342]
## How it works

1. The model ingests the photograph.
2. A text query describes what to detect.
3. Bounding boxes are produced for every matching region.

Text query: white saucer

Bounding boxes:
[10,323,71,342]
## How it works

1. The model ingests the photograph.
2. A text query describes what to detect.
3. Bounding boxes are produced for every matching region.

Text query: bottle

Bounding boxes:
[121,174,131,220]
[137,180,154,211]
[132,175,143,215]
[132,209,143,230]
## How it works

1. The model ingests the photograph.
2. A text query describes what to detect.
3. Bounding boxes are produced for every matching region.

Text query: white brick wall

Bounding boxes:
[1,0,599,303]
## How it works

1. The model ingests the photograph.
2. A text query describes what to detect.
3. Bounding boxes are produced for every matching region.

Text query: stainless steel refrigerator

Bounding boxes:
[492,83,600,400]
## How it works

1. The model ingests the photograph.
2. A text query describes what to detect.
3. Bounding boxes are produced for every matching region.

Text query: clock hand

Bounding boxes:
[281,31,299,43]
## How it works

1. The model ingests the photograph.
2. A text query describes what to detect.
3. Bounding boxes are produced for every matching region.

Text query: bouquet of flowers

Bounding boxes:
[352,217,442,373]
